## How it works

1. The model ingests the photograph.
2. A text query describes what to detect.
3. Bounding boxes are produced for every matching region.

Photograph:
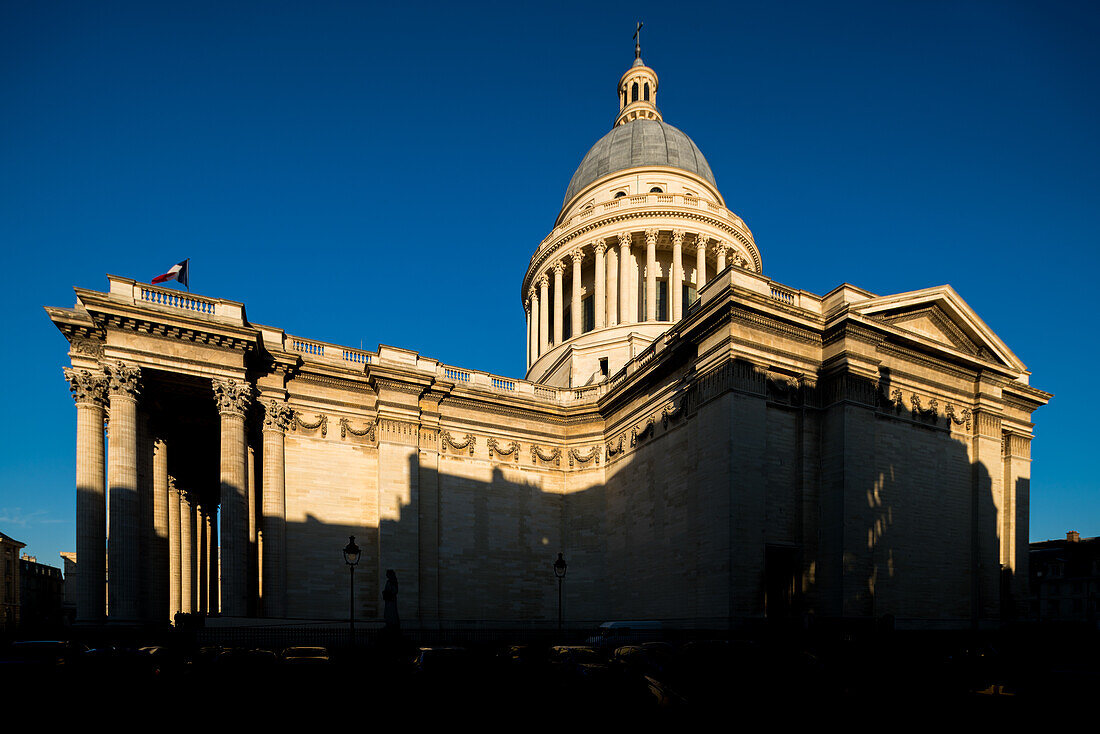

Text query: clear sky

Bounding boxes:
[2,1,1097,567]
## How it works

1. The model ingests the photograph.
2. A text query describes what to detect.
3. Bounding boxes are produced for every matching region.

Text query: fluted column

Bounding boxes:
[152,437,170,622]
[106,361,141,622]
[261,399,292,618]
[212,377,252,617]
[593,240,606,330]
[64,367,108,623]
[197,503,207,613]
[168,476,181,620]
[645,228,658,321]
[606,244,618,327]
[716,241,727,273]
[529,288,539,363]
[552,260,565,345]
[671,230,684,321]
[207,508,218,614]
[570,250,583,337]
[524,299,532,369]
[539,275,550,354]
[695,234,709,291]
[618,231,633,324]
[179,489,193,614]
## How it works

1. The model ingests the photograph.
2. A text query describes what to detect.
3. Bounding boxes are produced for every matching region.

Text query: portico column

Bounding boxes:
[212,378,252,617]
[168,476,180,620]
[715,241,727,273]
[645,229,658,321]
[593,240,606,330]
[618,231,633,324]
[179,489,193,614]
[606,244,619,327]
[695,234,709,291]
[570,250,583,337]
[197,504,207,613]
[64,367,108,623]
[261,399,292,618]
[106,361,142,622]
[552,260,565,345]
[207,509,218,613]
[671,230,684,321]
[539,275,550,354]
[152,437,170,622]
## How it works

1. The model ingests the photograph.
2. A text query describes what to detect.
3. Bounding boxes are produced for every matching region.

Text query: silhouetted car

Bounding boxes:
[0,640,85,670]
[281,646,330,664]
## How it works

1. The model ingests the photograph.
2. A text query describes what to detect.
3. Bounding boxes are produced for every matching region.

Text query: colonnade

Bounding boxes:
[63,363,292,623]
[525,229,752,368]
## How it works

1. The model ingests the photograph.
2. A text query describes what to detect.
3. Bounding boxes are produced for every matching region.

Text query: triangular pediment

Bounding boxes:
[852,286,1025,371]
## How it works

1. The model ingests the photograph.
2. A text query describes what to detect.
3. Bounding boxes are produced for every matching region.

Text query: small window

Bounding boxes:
[599,358,609,378]
[650,187,663,194]
[582,295,595,333]
[656,280,668,321]
[614,191,626,199]
[563,305,572,341]
[644,83,650,101]
[683,284,697,313]
[632,82,638,102]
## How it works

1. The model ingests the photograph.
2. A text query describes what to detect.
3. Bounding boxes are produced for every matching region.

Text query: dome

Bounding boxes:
[563,119,718,207]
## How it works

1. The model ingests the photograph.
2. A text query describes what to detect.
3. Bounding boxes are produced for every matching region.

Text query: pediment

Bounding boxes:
[852,286,1025,371]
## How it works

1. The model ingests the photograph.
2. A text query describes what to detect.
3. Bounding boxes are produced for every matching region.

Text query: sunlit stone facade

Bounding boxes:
[48,52,1050,630]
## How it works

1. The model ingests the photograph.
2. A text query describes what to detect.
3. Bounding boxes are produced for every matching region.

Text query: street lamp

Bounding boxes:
[554,552,568,632]
[343,536,361,636]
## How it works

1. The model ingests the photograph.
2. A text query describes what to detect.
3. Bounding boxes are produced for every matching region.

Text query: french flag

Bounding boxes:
[151,259,190,288]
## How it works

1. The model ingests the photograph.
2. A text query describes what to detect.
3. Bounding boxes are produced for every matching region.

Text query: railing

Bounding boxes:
[534,386,556,400]
[342,349,371,365]
[139,286,216,315]
[770,286,796,305]
[491,377,515,391]
[291,338,325,356]
[444,367,470,383]
[573,384,601,400]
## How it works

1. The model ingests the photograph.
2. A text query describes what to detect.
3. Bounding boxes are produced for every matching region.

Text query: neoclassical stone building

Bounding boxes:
[48,50,1050,629]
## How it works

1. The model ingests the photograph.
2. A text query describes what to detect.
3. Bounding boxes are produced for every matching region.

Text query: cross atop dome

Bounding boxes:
[616,24,661,127]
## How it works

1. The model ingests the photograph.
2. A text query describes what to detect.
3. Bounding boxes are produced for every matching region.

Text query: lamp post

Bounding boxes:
[554,552,568,632]
[343,536,361,636]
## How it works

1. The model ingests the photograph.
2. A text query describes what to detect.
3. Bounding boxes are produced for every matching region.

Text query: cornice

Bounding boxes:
[292,372,374,394]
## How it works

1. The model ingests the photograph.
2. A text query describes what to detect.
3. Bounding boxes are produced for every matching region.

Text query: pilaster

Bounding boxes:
[260,399,292,617]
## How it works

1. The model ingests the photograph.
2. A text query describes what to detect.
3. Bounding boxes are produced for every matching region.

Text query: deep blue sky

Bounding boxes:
[2,1,1097,567]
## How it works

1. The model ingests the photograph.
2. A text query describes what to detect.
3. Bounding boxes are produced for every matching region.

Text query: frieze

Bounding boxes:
[369,377,427,396]
[823,323,883,348]
[69,337,105,359]
[98,314,254,353]
[531,445,562,466]
[945,404,973,431]
[569,446,601,468]
[291,410,328,438]
[440,395,566,425]
[606,436,625,458]
[63,367,108,408]
[339,417,376,441]
[440,430,476,456]
[630,419,655,447]
[661,401,683,428]
[910,394,939,423]
[730,308,822,347]
[293,373,373,394]
[212,378,252,418]
[486,437,520,461]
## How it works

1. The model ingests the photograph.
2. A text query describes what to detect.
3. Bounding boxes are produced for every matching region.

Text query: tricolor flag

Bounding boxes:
[151,259,190,289]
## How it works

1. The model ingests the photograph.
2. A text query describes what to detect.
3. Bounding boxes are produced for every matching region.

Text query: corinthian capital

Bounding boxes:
[645,228,660,246]
[618,231,632,248]
[551,260,565,275]
[262,399,294,433]
[712,240,729,255]
[593,238,606,255]
[570,249,584,265]
[671,229,685,245]
[694,234,709,251]
[538,274,549,289]
[63,367,108,408]
[106,361,142,399]
[212,377,253,418]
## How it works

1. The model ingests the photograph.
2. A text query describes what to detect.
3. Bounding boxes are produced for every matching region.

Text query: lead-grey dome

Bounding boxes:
[563,119,717,206]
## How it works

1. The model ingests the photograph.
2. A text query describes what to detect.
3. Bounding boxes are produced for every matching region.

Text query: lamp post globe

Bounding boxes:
[343,536,360,636]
